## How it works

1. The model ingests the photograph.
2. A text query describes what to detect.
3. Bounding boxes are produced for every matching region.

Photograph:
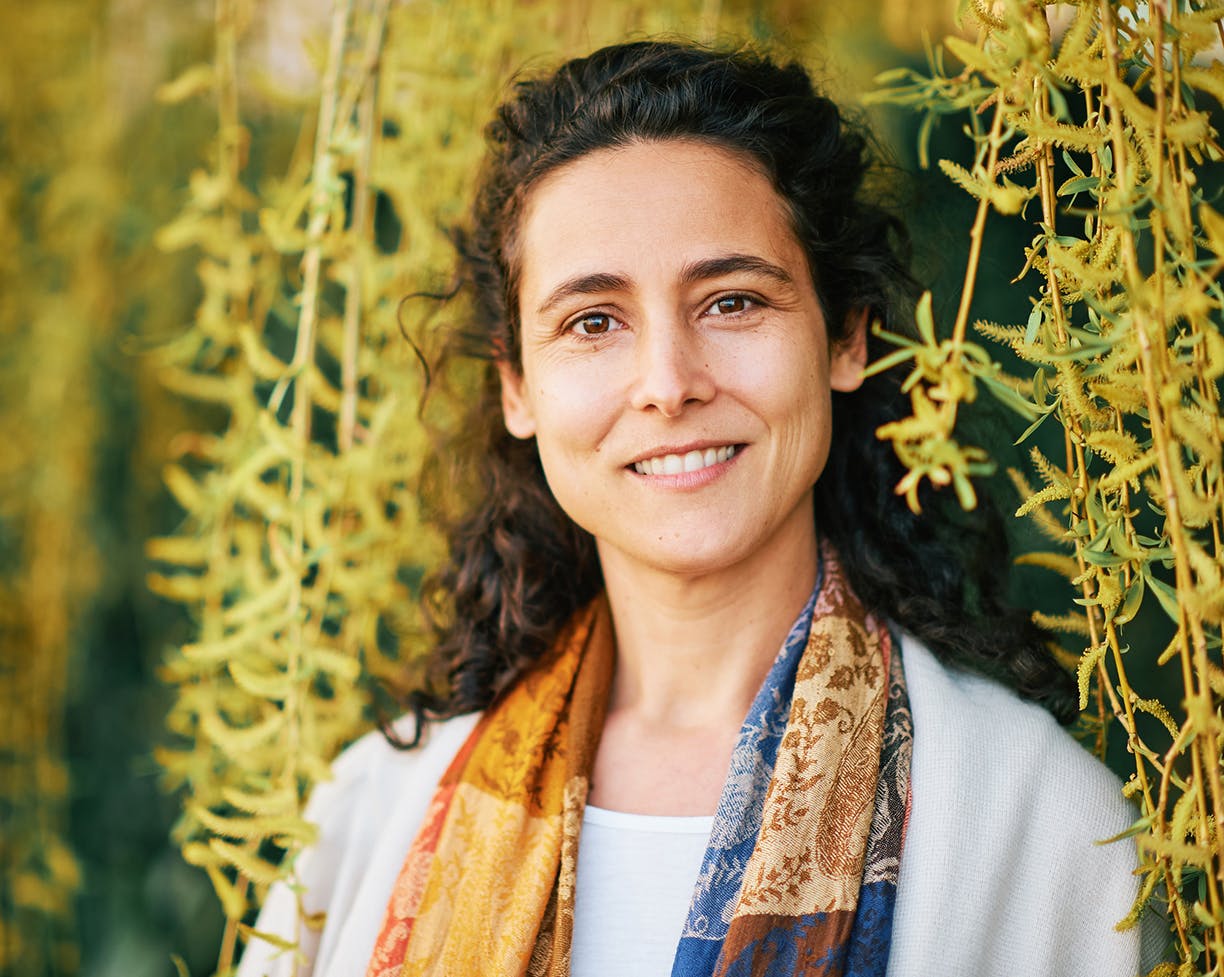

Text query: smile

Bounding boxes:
[632,445,738,476]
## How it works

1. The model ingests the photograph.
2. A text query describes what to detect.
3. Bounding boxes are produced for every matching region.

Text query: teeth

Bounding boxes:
[633,445,737,476]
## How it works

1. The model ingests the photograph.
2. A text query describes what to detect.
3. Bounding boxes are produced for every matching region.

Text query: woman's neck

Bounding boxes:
[588,511,818,815]
[596,515,819,731]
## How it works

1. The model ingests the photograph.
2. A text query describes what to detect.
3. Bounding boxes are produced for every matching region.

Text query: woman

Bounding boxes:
[240,40,1160,976]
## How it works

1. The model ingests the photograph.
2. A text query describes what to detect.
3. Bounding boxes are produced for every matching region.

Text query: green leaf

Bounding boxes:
[156,64,217,105]
[873,67,917,85]
[978,373,1041,419]
[1114,573,1145,626]
[1014,407,1054,445]
[917,112,936,170]
[238,924,301,953]
[1096,813,1155,845]
[1099,144,1113,174]
[1080,546,1129,569]
[862,345,920,379]
[1024,305,1042,345]
[952,470,979,510]
[914,291,936,345]
[1045,79,1070,122]
[1057,175,1101,197]
[1143,570,1182,625]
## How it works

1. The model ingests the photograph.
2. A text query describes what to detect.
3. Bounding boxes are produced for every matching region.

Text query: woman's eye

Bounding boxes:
[569,313,621,336]
[707,295,753,316]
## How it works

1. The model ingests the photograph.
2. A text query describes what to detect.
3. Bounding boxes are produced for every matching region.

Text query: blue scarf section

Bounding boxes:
[671,550,913,977]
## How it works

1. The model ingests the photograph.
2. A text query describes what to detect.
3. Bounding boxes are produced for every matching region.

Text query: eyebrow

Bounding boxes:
[680,254,794,289]
[534,253,794,317]
[536,272,632,317]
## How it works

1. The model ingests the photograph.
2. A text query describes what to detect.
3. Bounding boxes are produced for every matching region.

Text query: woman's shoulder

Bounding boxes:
[301,710,482,855]
[237,711,480,977]
[892,633,1157,976]
[307,708,482,885]
[899,631,1122,801]
[326,710,481,799]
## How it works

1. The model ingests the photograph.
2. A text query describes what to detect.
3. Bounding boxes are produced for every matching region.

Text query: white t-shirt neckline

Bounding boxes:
[570,802,713,977]
[582,803,715,833]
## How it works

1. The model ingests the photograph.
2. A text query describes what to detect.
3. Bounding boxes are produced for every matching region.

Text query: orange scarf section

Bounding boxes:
[366,597,614,977]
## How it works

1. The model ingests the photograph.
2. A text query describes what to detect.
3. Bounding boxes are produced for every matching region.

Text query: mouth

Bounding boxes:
[631,444,739,476]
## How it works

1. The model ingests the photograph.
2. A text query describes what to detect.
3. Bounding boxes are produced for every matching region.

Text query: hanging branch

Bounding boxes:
[870,0,1224,968]
[0,0,118,972]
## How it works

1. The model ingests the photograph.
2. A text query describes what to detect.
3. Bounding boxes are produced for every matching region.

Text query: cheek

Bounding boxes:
[528,366,621,460]
[749,342,836,476]
[736,334,830,415]
[528,378,624,536]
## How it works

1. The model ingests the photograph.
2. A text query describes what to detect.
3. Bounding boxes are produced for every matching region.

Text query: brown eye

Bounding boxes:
[570,313,621,336]
[709,295,752,316]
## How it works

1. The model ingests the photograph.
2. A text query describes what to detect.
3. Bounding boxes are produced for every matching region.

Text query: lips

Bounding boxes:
[632,444,738,475]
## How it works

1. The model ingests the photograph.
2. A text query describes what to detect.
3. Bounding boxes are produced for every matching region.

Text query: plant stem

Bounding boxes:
[950,100,1006,351]
[340,0,391,454]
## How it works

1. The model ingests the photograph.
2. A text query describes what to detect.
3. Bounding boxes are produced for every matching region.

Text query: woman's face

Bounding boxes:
[499,139,865,579]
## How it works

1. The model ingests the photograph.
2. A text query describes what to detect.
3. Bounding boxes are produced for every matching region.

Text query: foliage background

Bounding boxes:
[1,0,1218,975]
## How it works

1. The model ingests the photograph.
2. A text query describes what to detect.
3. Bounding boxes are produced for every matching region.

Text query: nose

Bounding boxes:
[627,313,716,417]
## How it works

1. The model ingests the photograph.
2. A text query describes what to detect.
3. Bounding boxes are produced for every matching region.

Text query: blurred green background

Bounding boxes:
[0,1,1203,974]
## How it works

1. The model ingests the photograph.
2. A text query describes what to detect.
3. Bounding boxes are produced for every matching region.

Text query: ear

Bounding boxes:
[829,306,869,393]
[497,360,537,439]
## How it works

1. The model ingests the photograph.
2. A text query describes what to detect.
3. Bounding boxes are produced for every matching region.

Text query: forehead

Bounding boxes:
[515,140,805,298]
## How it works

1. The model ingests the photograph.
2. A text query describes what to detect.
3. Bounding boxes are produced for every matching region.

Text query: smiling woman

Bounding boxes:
[501,141,863,597]
[237,40,1163,977]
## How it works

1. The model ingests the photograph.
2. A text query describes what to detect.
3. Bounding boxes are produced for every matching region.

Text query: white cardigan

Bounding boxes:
[238,636,1166,976]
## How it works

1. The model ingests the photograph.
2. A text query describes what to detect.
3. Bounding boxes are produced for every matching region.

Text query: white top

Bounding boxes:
[237,635,1167,977]
[571,807,713,977]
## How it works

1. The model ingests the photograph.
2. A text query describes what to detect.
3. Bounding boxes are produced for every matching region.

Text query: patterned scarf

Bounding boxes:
[366,547,912,977]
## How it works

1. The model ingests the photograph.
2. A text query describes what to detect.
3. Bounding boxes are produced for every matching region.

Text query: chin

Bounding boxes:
[597,534,756,580]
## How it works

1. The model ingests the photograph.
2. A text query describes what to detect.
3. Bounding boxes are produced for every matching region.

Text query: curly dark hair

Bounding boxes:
[399,39,1076,737]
